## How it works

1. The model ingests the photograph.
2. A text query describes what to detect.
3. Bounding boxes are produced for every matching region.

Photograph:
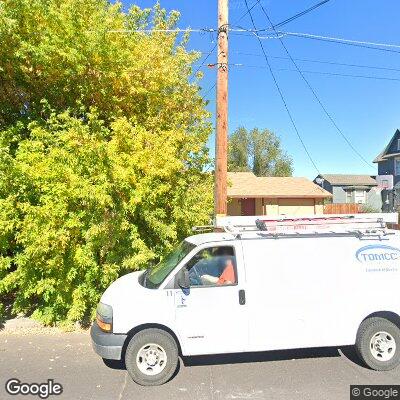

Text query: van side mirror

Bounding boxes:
[176,269,190,290]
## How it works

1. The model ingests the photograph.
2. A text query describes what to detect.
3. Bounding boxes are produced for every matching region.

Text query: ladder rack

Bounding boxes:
[215,213,398,239]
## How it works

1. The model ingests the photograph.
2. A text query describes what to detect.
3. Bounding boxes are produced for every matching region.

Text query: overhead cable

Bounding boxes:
[258,3,374,169]
[243,0,321,174]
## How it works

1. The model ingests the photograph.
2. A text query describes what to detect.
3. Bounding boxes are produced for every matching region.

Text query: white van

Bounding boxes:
[91,214,400,386]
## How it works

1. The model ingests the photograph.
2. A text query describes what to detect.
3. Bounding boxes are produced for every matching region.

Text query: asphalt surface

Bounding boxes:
[0,332,399,400]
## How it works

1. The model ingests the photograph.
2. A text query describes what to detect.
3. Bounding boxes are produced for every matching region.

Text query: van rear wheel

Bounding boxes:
[125,328,179,386]
[356,317,400,371]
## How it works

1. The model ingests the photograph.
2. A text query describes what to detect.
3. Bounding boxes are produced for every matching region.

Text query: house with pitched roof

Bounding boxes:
[227,172,331,216]
[313,174,382,211]
[374,129,400,188]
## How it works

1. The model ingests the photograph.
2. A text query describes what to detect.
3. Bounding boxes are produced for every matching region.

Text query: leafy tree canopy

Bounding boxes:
[0,0,207,130]
[0,0,213,325]
[228,127,293,177]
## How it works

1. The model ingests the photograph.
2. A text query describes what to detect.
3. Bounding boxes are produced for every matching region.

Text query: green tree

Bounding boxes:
[0,0,213,326]
[0,110,213,326]
[228,127,293,176]
[0,0,207,131]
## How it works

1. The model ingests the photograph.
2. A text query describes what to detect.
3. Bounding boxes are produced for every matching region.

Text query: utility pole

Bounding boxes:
[215,0,229,217]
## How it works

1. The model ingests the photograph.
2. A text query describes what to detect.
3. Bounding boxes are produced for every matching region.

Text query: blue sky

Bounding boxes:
[124,0,400,179]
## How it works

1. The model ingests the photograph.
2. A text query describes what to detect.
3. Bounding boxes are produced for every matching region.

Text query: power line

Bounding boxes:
[228,28,400,55]
[243,0,320,174]
[106,27,274,34]
[195,59,400,81]
[281,31,400,50]
[277,68,400,82]
[104,27,400,54]
[279,31,400,54]
[193,43,218,76]
[195,0,263,97]
[272,0,331,30]
[235,0,261,24]
[231,0,331,33]
[234,52,400,73]
[222,29,400,55]
[202,83,217,100]
[104,0,329,35]
[105,28,215,33]
[227,64,400,82]
[258,3,374,169]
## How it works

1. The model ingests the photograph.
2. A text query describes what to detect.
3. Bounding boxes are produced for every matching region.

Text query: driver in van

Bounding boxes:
[200,257,236,286]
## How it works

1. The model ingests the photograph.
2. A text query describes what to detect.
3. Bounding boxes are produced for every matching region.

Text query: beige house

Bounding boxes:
[227,172,332,216]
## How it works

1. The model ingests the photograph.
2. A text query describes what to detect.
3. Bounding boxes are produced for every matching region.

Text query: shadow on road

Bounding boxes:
[182,346,342,367]
[339,345,366,368]
[103,358,126,370]
[103,345,364,370]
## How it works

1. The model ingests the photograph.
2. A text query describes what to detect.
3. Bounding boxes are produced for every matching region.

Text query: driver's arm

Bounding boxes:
[200,274,219,285]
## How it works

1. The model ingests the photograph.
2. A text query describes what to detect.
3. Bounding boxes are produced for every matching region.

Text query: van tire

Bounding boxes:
[125,328,179,386]
[356,317,400,371]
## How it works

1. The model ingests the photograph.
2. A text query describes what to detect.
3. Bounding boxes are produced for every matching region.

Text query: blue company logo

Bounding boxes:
[356,245,400,263]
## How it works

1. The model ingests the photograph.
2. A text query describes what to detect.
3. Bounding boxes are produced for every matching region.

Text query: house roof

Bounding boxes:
[227,172,332,198]
[374,129,400,163]
[377,152,400,160]
[317,174,377,186]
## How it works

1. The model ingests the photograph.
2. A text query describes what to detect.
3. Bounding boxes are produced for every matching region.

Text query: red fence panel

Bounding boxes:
[324,203,362,214]
[388,223,400,230]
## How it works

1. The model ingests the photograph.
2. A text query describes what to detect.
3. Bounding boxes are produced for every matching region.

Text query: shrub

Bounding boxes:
[0,0,213,326]
[0,111,213,325]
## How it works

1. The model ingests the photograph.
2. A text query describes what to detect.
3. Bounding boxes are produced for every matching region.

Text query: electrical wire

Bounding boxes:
[202,83,217,100]
[228,28,400,55]
[234,52,400,73]
[106,28,215,33]
[223,64,400,82]
[276,68,400,82]
[235,0,261,24]
[193,43,218,76]
[104,27,400,55]
[231,0,331,33]
[243,0,320,174]
[258,3,374,169]
[278,31,400,54]
[196,0,263,99]
[271,0,331,30]
[196,56,400,96]
[280,31,400,50]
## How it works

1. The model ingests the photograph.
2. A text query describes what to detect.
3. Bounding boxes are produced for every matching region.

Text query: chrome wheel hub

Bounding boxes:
[136,343,167,376]
[370,331,396,362]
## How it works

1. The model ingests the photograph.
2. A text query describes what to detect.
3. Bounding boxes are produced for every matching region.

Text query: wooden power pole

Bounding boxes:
[215,0,229,217]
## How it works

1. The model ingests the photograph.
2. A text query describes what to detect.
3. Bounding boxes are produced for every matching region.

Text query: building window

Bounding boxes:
[396,159,400,176]
[354,190,366,204]
[398,139,400,150]
[346,190,353,203]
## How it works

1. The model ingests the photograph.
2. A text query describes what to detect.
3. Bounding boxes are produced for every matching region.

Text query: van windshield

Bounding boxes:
[144,241,196,289]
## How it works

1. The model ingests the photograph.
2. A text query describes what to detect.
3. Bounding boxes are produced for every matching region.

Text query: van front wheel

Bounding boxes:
[125,328,179,386]
[356,317,400,371]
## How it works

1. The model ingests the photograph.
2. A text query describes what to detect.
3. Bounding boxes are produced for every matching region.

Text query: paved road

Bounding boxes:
[0,332,399,400]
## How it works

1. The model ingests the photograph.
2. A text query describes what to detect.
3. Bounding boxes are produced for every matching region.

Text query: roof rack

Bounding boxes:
[214,213,398,239]
[192,225,214,233]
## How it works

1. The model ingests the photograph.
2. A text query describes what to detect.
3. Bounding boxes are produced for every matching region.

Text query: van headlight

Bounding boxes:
[96,302,113,332]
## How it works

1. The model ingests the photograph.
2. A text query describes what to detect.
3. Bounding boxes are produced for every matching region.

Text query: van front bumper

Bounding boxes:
[90,321,127,360]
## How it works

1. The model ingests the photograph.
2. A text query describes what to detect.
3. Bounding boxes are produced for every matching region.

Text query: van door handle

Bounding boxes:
[238,289,246,305]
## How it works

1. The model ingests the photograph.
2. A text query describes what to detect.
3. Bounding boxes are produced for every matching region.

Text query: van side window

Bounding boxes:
[179,246,237,288]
